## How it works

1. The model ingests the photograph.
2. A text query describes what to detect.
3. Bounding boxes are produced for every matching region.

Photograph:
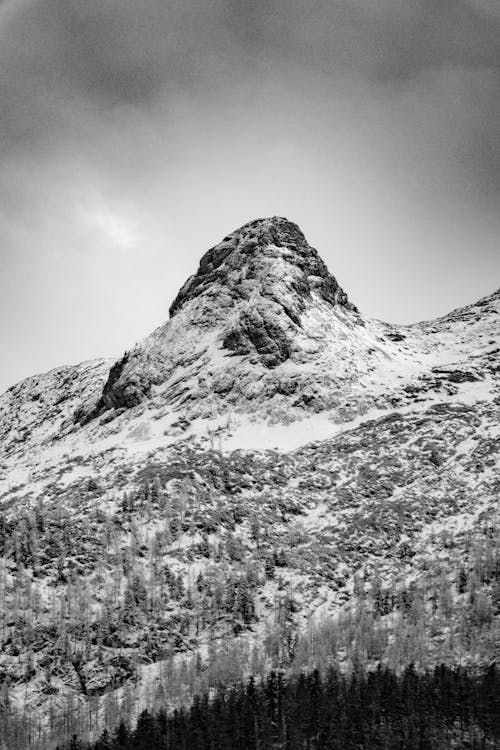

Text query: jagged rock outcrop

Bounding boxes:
[169,217,356,319]
[0,358,110,455]
[96,217,366,416]
[101,352,147,409]
[91,218,500,424]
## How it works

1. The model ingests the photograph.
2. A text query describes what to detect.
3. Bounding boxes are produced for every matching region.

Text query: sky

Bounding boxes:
[1,0,499,392]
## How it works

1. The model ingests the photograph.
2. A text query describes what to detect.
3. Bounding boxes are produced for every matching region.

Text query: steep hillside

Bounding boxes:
[0,217,498,749]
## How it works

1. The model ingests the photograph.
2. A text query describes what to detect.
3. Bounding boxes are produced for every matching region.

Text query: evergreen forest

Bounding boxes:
[57,663,500,750]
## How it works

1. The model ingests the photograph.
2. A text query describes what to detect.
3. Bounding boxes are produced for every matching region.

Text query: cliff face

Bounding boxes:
[169,217,356,321]
[95,217,375,418]
[96,218,500,426]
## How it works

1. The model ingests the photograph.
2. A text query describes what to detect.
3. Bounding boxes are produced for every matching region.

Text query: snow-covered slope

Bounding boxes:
[0,217,499,749]
[1,218,498,499]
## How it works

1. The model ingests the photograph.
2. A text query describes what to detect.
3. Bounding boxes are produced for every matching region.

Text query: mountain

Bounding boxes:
[0,217,499,749]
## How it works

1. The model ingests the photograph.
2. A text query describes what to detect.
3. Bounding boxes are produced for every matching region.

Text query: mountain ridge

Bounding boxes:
[1,218,498,484]
[0,218,498,749]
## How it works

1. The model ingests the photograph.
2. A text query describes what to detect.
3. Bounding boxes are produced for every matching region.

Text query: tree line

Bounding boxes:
[58,663,500,750]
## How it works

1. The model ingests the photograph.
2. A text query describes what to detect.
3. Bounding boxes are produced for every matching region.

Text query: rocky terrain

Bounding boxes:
[0,217,498,749]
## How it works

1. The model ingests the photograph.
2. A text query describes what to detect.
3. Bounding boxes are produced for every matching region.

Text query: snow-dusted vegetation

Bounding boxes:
[0,218,498,749]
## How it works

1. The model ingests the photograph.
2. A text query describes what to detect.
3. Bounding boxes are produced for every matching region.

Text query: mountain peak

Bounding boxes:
[91,218,363,417]
[169,216,357,319]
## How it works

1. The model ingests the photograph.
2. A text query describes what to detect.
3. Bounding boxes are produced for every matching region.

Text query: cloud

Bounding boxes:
[0,0,498,190]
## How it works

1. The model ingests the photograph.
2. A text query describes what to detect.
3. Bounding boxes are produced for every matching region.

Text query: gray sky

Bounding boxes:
[1,0,500,393]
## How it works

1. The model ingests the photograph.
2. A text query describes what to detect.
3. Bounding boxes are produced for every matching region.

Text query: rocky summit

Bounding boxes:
[97,217,363,418]
[0,219,499,749]
[169,217,357,320]
[89,216,499,428]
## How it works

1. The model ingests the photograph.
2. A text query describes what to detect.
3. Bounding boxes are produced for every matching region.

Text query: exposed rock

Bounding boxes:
[222,304,293,367]
[169,217,357,319]
[101,352,151,410]
[94,216,364,414]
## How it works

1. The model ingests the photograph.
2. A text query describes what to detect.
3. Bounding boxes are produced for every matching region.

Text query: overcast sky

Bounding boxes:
[1,0,499,392]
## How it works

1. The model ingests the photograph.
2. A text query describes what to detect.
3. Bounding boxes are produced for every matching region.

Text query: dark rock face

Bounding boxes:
[222,305,293,368]
[94,217,360,413]
[170,217,357,369]
[100,353,150,411]
[169,217,357,319]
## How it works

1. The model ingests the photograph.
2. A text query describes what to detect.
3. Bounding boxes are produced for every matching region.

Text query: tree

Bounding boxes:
[457,566,467,594]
